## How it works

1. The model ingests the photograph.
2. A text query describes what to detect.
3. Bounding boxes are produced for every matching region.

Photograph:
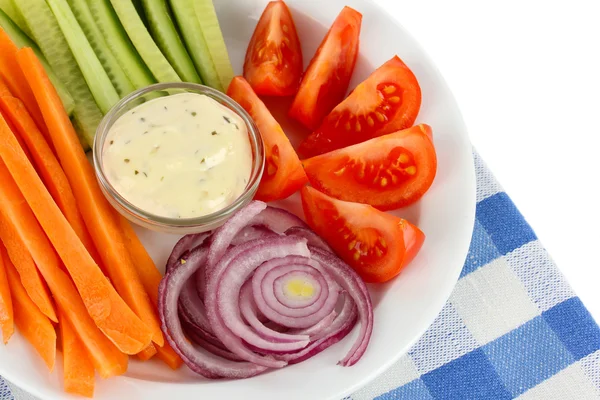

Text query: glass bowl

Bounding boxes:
[93,82,264,234]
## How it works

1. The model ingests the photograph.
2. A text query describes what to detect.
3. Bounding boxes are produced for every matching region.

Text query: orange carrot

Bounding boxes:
[0,30,50,147]
[59,309,95,398]
[17,47,163,348]
[137,343,157,361]
[156,343,184,370]
[0,78,34,164]
[0,163,128,377]
[0,243,14,344]
[0,96,102,266]
[5,251,56,370]
[0,218,57,323]
[0,128,152,354]
[0,76,10,97]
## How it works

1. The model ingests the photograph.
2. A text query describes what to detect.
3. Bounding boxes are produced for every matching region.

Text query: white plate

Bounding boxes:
[0,0,476,398]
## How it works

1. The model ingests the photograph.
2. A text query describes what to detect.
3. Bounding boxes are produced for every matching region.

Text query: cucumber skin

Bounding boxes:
[15,0,103,148]
[0,0,33,38]
[141,0,201,84]
[0,8,75,115]
[110,0,181,83]
[87,0,155,90]
[67,0,135,98]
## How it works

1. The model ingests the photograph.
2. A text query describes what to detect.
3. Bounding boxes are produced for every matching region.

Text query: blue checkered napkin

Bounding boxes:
[349,152,600,400]
[2,153,600,400]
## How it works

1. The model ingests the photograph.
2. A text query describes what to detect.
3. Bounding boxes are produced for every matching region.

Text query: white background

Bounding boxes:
[376,0,600,321]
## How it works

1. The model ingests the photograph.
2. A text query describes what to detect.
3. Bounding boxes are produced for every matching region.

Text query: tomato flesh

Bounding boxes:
[244,1,303,96]
[301,186,424,283]
[299,56,421,157]
[289,6,361,130]
[302,124,436,210]
[227,77,307,201]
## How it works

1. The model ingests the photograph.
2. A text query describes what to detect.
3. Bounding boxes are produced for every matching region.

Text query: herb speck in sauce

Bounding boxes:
[223,115,231,123]
[125,140,131,145]
[110,140,114,145]
[191,111,197,117]
[135,170,139,175]
[143,131,148,135]
[164,106,168,111]
[201,158,206,163]
[161,176,164,182]
[212,131,217,136]
[124,158,130,163]
[140,117,146,123]
[143,172,148,177]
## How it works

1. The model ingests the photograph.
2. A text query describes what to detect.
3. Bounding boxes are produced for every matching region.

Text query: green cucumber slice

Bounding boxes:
[87,0,155,90]
[169,0,220,90]
[141,0,201,83]
[193,0,233,90]
[67,0,135,98]
[0,0,32,38]
[0,8,75,115]
[15,0,103,148]
[109,0,181,83]
[47,0,120,114]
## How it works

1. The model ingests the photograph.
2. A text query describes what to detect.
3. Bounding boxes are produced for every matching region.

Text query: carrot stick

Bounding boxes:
[0,128,152,355]
[0,78,34,165]
[0,76,10,97]
[0,243,14,344]
[4,250,56,370]
[59,309,95,398]
[0,95,102,266]
[0,163,128,377]
[0,218,57,323]
[0,29,51,148]
[137,343,157,361]
[156,343,184,370]
[17,47,163,348]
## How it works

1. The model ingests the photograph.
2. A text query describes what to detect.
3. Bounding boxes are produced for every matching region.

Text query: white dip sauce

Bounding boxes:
[103,93,252,219]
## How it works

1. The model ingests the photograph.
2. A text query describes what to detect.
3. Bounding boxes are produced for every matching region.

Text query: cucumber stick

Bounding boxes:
[0,8,75,115]
[109,0,181,83]
[47,0,120,114]
[170,0,220,90]
[0,0,33,38]
[66,0,135,98]
[141,0,201,83]
[86,0,154,90]
[193,0,233,90]
[15,0,103,148]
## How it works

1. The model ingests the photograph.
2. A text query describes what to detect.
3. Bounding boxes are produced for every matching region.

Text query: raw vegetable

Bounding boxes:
[109,0,181,83]
[193,0,234,89]
[0,217,58,323]
[141,0,201,83]
[66,0,136,98]
[0,243,13,344]
[227,76,307,201]
[0,96,102,264]
[47,0,120,114]
[0,110,153,354]
[244,1,303,96]
[302,124,437,210]
[169,0,220,89]
[0,10,75,115]
[289,6,361,130]
[59,309,95,398]
[137,343,157,361]
[0,164,128,378]
[4,250,56,371]
[17,47,164,348]
[299,56,422,157]
[158,201,373,378]
[14,0,103,148]
[87,0,155,90]
[0,0,31,37]
[301,186,425,283]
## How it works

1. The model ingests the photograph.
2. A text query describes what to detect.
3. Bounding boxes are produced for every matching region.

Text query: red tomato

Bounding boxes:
[301,186,425,283]
[243,1,303,96]
[227,77,307,202]
[302,124,436,210]
[288,6,361,130]
[298,56,421,157]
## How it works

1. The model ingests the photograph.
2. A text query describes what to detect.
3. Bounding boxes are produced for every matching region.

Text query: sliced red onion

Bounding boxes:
[178,275,214,337]
[231,225,280,246]
[288,310,338,340]
[166,232,211,272]
[285,226,333,253]
[251,206,307,233]
[185,327,244,362]
[272,268,324,309]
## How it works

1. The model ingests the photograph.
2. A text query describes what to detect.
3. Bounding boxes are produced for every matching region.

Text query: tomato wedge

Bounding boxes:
[227,76,307,202]
[298,56,421,157]
[302,124,436,210]
[288,6,361,130]
[301,186,425,283]
[244,1,303,96]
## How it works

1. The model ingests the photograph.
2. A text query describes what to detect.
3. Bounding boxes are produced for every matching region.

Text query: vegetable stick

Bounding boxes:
[156,343,184,370]
[0,29,52,147]
[137,343,157,361]
[59,308,95,398]
[0,78,34,164]
[0,162,128,377]
[0,218,57,323]
[4,250,56,371]
[0,242,14,344]
[0,96,102,266]
[17,48,164,347]
[0,122,152,355]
